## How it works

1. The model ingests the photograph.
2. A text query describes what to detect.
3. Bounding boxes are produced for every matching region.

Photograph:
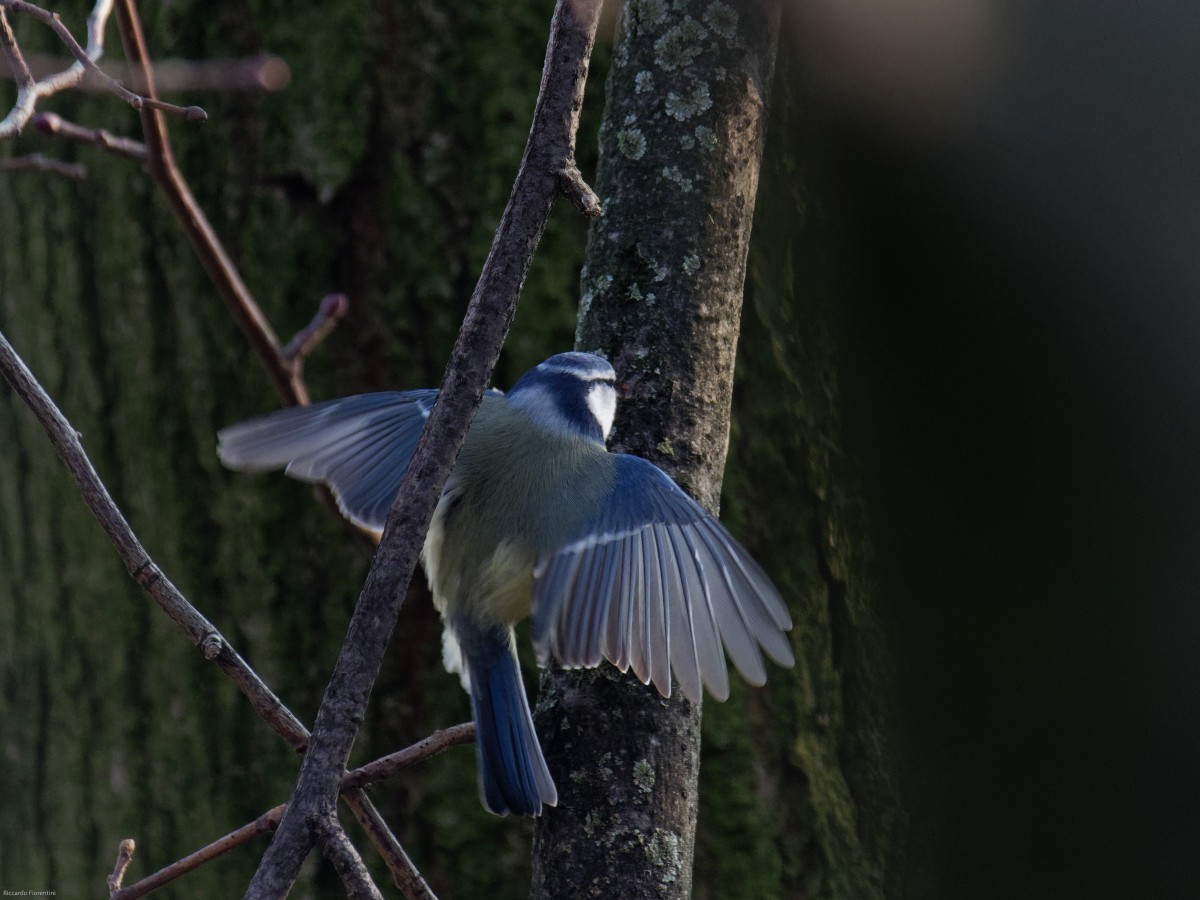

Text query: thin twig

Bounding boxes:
[559,160,601,218]
[0,8,35,89]
[108,725,470,900]
[107,839,136,894]
[0,0,204,138]
[0,328,312,751]
[32,111,147,162]
[0,0,111,138]
[0,151,85,177]
[0,0,202,117]
[110,806,284,900]
[342,722,475,791]
[315,818,384,900]
[112,0,309,407]
[0,325,436,896]
[343,796,436,900]
[282,292,350,363]
[244,0,605,895]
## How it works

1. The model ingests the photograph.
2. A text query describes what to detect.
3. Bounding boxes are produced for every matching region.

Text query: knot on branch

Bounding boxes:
[131,558,161,588]
[201,633,225,660]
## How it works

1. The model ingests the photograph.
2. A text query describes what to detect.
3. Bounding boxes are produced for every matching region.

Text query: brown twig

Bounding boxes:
[111,0,312,407]
[111,806,284,900]
[0,329,313,751]
[31,111,147,162]
[343,722,475,791]
[244,0,605,895]
[108,725,470,900]
[0,0,204,137]
[315,818,384,900]
[0,8,34,89]
[344,796,436,899]
[0,0,111,138]
[282,292,350,363]
[0,2,306,411]
[0,151,85,177]
[0,325,438,896]
[107,838,136,894]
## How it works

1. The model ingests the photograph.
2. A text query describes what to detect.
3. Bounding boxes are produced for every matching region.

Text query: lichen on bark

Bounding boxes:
[532,2,782,897]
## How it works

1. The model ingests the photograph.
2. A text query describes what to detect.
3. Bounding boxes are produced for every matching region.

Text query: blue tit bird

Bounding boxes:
[217,351,794,816]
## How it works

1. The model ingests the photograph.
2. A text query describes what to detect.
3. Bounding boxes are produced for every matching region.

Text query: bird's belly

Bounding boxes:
[421,481,536,629]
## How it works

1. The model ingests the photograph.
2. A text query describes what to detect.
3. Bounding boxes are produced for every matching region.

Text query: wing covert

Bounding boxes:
[217,390,439,531]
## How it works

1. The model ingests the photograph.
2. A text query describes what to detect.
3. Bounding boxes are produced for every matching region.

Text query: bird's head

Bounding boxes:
[506,352,617,445]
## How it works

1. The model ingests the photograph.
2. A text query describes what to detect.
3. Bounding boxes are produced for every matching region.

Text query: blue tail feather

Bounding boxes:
[465,627,557,816]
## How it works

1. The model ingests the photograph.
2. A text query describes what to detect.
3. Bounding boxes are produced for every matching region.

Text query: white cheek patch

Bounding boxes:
[587,383,617,440]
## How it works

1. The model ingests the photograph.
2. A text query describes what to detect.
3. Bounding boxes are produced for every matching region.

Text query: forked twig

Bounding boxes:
[0,0,203,138]
[108,725,472,899]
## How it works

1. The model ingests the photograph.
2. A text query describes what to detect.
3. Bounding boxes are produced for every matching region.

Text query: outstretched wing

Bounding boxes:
[217,391,439,531]
[531,454,794,703]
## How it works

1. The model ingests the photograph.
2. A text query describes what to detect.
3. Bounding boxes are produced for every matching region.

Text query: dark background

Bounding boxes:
[803,0,1200,895]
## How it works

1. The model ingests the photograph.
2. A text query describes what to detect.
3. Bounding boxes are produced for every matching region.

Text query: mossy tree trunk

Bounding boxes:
[532,5,904,898]
[531,2,784,896]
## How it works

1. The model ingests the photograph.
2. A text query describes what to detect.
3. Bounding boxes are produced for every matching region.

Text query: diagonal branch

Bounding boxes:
[0,325,435,897]
[111,0,308,407]
[110,725,472,900]
[32,111,147,162]
[0,327,311,750]
[244,0,606,896]
[314,819,383,900]
[0,8,35,89]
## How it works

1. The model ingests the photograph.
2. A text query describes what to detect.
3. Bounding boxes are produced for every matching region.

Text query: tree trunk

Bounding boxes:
[531,2,780,896]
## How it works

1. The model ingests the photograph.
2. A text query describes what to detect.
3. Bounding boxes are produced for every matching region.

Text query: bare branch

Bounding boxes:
[245,0,607,894]
[0,8,34,89]
[109,0,306,406]
[315,818,384,900]
[0,0,113,138]
[0,0,205,138]
[0,151,85,177]
[106,839,136,894]
[342,722,475,792]
[111,806,284,900]
[0,324,440,896]
[341,795,436,900]
[0,328,312,751]
[107,725,470,900]
[282,293,350,364]
[31,111,147,162]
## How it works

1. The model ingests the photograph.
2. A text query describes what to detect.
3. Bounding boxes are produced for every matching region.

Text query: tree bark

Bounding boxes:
[531,2,781,896]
